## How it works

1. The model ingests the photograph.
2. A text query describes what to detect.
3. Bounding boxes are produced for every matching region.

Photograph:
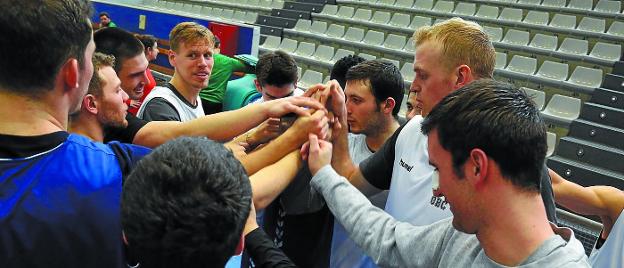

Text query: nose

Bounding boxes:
[141,70,149,84]
[122,90,130,102]
[410,79,420,93]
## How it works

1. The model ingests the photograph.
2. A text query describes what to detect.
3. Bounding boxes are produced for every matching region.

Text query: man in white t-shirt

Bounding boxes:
[138,22,214,122]
[549,169,624,267]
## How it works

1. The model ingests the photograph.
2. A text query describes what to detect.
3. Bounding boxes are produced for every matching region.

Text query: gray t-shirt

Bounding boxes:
[312,166,590,268]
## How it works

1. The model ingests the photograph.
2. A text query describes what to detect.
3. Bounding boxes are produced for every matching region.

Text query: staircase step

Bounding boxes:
[556,136,624,173]
[602,73,624,93]
[548,156,624,190]
[580,102,624,129]
[569,119,624,150]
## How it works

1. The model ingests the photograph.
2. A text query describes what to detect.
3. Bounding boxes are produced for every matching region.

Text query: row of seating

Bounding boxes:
[523,87,582,126]
[317,3,624,43]
[146,0,260,24]
[338,0,624,19]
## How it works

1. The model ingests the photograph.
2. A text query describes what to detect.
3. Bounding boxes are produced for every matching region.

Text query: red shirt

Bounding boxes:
[127,68,156,115]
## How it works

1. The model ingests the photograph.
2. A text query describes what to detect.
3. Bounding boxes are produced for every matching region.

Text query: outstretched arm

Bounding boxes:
[549,169,624,235]
[250,150,303,209]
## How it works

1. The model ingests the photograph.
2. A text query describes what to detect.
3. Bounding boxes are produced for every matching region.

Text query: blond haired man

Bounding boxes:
[323,18,557,267]
[138,22,214,121]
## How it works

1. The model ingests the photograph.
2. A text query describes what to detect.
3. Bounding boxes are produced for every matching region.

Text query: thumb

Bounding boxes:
[309,134,319,153]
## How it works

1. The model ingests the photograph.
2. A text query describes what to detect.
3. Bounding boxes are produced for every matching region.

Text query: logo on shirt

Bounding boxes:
[399,158,413,172]
[430,196,448,210]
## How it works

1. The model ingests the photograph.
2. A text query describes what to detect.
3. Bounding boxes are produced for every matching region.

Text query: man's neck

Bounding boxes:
[68,114,104,142]
[477,191,555,266]
[170,75,200,105]
[0,90,67,136]
[365,118,399,152]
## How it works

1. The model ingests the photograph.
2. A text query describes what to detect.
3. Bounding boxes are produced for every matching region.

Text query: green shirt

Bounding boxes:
[200,53,248,103]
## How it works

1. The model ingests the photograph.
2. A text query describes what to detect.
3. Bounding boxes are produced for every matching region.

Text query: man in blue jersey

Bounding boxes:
[0,1,150,267]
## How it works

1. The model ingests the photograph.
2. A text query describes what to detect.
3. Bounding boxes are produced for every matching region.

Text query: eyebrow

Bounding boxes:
[265,90,294,99]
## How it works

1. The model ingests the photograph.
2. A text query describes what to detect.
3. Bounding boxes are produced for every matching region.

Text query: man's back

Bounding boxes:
[0,132,149,267]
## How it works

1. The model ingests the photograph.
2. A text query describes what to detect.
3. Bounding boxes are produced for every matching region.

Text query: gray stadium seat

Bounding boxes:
[558,38,589,55]
[336,6,355,18]
[390,13,411,28]
[499,8,523,22]
[589,42,622,62]
[278,38,298,53]
[495,52,507,69]
[404,37,415,52]
[475,5,499,19]
[383,58,400,68]
[297,66,302,79]
[321,5,338,16]
[326,25,345,38]
[220,9,234,20]
[244,12,258,24]
[547,132,557,157]
[383,34,407,50]
[432,1,454,13]
[344,27,365,42]
[536,61,569,81]
[200,6,212,16]
[260,35,281,50]
[483,26,503,42]
[521,87,546,110]
[293,19,311,32]
[396,0,414,8]
[372,11,391,24]
[313,45,335,63]
[550,14,577,29]
[271,0,284,9]
[453,2,476,16]
[401,63,415,82]
[542,0,566,7]
[358,53,377,61]
[506,55,537,75]
[529,34,558,50]
[567,66,603,89]
[233,11,247,22]
[413,0,434,10]
[410,16,432,29]
[300,70,323,89]
[607,21,624,37]
[353,8,372,21]
[363,30,385,46]
[331,49,355,63]
[567,0,593,10]
[502,29,530,46]
[524,11,549,26]
[542,94,582,125]
[577,17,606,33]
[311,21,328,35]
[378,0,396,7]
[294,42,315,57]
[594,0,621,13]
[518,0,541,4]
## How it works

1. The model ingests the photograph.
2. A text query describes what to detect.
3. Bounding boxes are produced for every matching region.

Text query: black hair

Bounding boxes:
[135,34,157,50]
[346,60,405,116]
[255,50,298,87]
[421,79,546,192]
[121,137,252,268]
[213,35,221,49]
[0,0,92,95]
[94,27,145,73]
[330,55,366,89]
[99,11,110,18]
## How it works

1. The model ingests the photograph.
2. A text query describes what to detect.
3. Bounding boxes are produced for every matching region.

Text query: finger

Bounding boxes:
[320,124,330,140]
[303,84,324,98]
[267,118,281,125]
[309,133,320,153]
[300,141,310,160]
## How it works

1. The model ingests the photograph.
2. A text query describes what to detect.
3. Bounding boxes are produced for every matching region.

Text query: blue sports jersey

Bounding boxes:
[0,133,150,267]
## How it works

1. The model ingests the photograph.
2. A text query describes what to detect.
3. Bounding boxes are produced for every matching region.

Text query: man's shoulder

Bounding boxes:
[396,116,427,146]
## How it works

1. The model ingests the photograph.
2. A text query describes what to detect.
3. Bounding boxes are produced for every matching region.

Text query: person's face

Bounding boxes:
[146,42,159,62]
[345,80,385,136]
[169,40,214,91]
[410,40,456,116]
[99,15,110,26]
[255,81,297,102]
[96,66,129,128]
[405,91,421,121]
[118,54,149,100]
[428,130,477,234]
[72,35,96,113]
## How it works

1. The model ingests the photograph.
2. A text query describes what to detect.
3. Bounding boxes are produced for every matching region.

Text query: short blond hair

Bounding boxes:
[89,52,116,96]
[169,22,214,52]
[413,17,495,79]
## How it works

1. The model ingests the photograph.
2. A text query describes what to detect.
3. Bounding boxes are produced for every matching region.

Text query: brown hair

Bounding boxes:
[88,52,116,96]
[169,22,214,52]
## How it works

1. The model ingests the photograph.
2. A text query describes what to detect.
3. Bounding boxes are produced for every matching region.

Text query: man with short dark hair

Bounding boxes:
[122,137,298,268]
[330,55,366,90]
[252,50,303,103]
[405,90,421,121]
[0,1,150,266]
[307,80,589,267]
[99,11,117,28]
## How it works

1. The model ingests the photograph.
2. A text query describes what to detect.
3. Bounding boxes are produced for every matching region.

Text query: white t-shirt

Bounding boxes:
[137,86,204,122]
[589,208,624,267]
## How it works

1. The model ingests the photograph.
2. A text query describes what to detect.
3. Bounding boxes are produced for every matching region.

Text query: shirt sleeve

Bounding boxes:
[107,141,151,184]
[226,56,249,73]
[103,113,149,144]
[359,123,406,190]
[310,166,450,267]
[141,97,181,122]
[245,228,297,268]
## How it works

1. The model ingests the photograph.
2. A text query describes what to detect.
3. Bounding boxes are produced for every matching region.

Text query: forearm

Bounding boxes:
[331,119,357,179]
[240,128,304,175]
[250,150,302,209]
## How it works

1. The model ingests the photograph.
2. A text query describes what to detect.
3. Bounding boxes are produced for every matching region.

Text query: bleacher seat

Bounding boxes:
[331,49,355,63]
[401,62,415,82]
[321,5,338,16]
[589,42,622,62]
[359,53,377,60]
[410,16,432,29]
[383,58,401,68]
[550,14,577,30]
[396,0,414,8]
[404,37,415,52]
[294,42,315,57]
[499,8,523,22]
[293,19,311,32]
[529,34,558,50]
[383,34,407,50]
[475,5,499,19]
[311,21,328,35]
[547,132,557,157]
[524,11,550,26]
[260,35,280,50]
[300,70,323,89]
[558,38,589,55]
[353,9,372,21]
[344,27,365,42]
[542,0,566,7]
[378,0,396,7]
[277,38,297,53]
[495,52,507,69]
[483,26,503,42]
[313,45,335,63]
[607,21,624,37]
[502,29,530,46]
[326,24,345,38]
[536,61,569,81]
[336,6,355,18]
[518,0,541,4]
[362,30,385,46]
[577,17,606,33]
[506,55,537,75]
[432,1,454,13]
[372,11,391,24]
[453,2,476,16]
[567,66,603,89]
[413,0,434,10]
[390,13,411,28]
[594,0,621,13]
[568,0,593,10]
[542,94,582,126]
[521,87,546,110]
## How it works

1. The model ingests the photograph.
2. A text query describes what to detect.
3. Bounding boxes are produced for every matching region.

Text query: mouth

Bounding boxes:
[194,71,210,81]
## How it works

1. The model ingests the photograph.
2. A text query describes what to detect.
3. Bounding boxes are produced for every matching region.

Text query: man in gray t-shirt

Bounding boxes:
[307,80,590,267]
